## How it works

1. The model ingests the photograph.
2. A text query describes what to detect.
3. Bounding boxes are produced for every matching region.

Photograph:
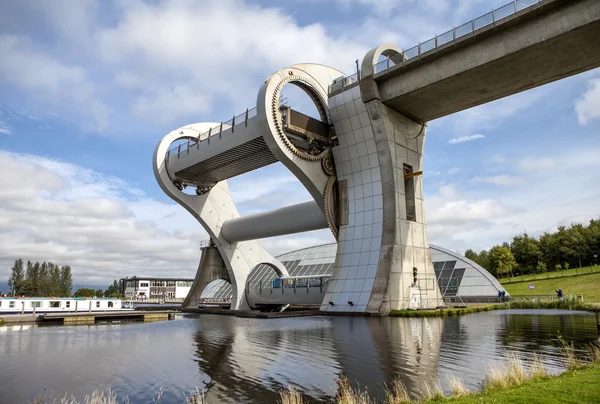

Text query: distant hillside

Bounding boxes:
[503,272,600,302]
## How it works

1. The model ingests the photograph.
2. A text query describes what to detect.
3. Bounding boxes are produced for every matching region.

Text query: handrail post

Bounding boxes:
[245,108,249,126]
[472,18,475,33]
[453,26,456,43]
[231,114,235,133]
[492,8,496,27]
[514,0,518,17]
[187,140,190,154]
[177,144,181,159]
[166,150,170,162]
[386,56,389,70]
[207,127,212,142]
[219,122,223,139]
[417,42,421,56]
[435,34,438,52]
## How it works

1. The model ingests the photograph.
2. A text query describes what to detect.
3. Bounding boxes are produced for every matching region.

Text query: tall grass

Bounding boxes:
[279,387,304,404]
[445,375,468,397]
[416,381,444,401]
[31,387,123,404]
[335,376,372,404]
[529,353,548,379]
[31,387,205,404]
[483,353,549,391]
[384,379,411,403]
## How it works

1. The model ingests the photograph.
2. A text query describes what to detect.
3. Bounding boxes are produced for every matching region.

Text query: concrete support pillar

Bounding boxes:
[182,246,231,309]
[322,44,443,315]
[363,99,443,313]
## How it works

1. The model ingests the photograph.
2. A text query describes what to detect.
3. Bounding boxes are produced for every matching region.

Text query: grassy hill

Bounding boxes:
[503,271,600,302]
[500,265,600,284]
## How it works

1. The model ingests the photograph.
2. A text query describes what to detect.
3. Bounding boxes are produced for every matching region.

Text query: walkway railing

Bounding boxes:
[166,98,289,161]
[166,107,257,160]
[329,0,543,94]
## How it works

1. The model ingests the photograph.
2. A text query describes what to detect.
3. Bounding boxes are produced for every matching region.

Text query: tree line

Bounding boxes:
[7,259,73,297]
[465,219,600,278]
[73,280,122,298]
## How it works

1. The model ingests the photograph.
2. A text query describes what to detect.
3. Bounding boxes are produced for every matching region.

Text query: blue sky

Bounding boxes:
[1,0,599,287]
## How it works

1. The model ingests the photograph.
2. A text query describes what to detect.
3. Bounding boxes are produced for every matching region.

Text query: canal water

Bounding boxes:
[0,310,597,403]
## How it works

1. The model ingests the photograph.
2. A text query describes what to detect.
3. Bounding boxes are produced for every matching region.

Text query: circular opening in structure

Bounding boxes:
[246,263,283,290]
[278,82,331,156]
[279,83,324,121]
[200,279,233,305]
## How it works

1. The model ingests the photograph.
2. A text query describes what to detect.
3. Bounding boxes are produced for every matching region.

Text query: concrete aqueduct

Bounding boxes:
[153,0,600,314]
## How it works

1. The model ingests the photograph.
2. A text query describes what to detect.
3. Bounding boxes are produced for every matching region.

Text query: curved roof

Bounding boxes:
[202,242,506,298]
[429,244,505,292]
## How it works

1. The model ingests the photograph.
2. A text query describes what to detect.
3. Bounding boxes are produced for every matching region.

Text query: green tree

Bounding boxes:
[19,279,36,297]
[536,261,547,273]
[38,262,50,296]
[489,246,517,279]
[104,280,122,298]
[73,288,97,298]
[555,263,562,271]
[59,266,73,297]
[28,262,40,296]
[564,262,570,271]
[8,259,25,296]
[477,250,491,271]
[510,233,541,275]
[464,249,478,262]
[95,289,104,298]
[49,263,61,296]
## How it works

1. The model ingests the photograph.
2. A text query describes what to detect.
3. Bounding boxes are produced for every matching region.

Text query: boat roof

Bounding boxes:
[0,297,121,300]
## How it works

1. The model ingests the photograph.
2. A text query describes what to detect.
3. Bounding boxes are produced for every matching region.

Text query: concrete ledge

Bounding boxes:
[183,308,323,318]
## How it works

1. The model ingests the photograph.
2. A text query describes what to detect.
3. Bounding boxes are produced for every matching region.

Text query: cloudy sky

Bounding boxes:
[1,0,599,287]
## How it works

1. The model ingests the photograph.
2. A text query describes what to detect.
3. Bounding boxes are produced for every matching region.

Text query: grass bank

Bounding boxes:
[440,365,600,404]
[390,298,597,318]
[503,271,600,302]
[390,305,496,317]
[500,265,600,285]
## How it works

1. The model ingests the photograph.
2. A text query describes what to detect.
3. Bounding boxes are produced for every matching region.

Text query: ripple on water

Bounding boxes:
[0,311,597,403]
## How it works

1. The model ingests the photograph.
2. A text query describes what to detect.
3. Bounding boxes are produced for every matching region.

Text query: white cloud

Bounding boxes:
[0,150,205,285]
[449,134,484,144]
[575,77,600,125]
[95,0,367,125]
[519,157,556,171]
[426,146,600,251]
[0,151,333,285]
[0,35,110,131]
[471,175,524,186]
[447,167,461,175]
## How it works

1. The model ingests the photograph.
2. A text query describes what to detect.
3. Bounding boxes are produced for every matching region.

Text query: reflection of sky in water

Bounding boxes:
[0,311,596,403]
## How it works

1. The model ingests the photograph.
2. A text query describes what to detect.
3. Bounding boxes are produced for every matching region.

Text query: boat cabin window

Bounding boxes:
[49,301,61,308]
[66,301,71,308]
[108,301,113,308]
[30,301,42,308]
[9,301,15,308]
[96,301,101,308]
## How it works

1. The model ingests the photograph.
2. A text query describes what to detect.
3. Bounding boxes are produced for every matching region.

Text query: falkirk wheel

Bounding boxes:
[153,46,444,314]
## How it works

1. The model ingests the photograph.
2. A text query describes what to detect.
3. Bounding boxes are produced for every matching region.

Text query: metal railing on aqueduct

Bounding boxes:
[329,0,542,94]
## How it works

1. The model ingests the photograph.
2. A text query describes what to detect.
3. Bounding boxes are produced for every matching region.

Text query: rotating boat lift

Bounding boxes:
[154,59,444,314]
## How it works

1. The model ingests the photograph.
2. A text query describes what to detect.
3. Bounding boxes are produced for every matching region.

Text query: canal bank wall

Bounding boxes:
[0,310,178,325]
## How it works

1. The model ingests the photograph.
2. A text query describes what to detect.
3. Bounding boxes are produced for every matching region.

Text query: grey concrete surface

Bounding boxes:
[376,0,600,122]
